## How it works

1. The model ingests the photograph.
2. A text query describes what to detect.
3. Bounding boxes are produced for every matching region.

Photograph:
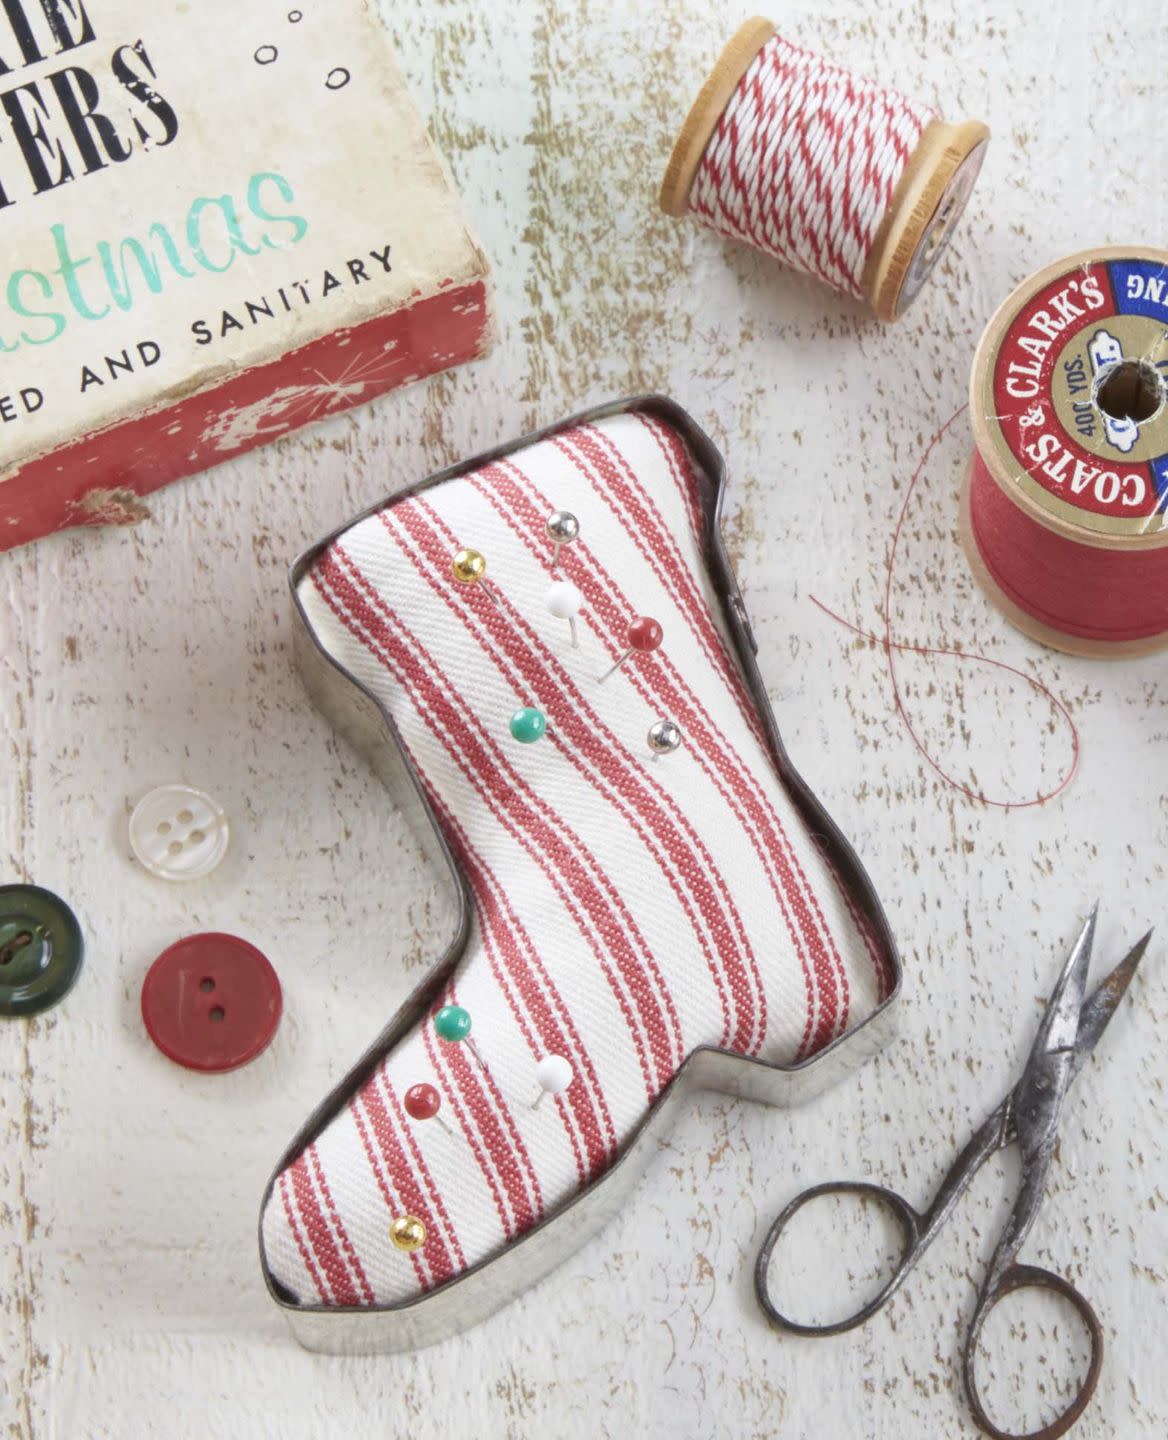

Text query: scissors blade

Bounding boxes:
[1002,924,1152,1149]
[1070,927,1153,1083]
[976,918,1151,1334]
[1033,905,1096,1058]
[1011,906,1097,1159]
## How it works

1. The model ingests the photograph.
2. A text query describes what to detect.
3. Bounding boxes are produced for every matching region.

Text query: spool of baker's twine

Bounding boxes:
[659,18,989,321]
[964,247,1168,658]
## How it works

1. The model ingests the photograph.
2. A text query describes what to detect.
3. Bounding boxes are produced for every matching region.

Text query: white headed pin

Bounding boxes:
[545,580,583,647]
[546,511,579,572]
[647,719,683,762]
[531,1053,574,1109]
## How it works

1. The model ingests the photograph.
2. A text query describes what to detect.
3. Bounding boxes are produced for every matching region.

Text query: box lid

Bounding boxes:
[0,0,488,479]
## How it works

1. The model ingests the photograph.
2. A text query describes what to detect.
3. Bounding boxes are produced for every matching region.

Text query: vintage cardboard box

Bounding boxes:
[0,0,493,550]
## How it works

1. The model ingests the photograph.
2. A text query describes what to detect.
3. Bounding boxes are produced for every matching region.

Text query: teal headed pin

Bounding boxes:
[434,1003,490,1076]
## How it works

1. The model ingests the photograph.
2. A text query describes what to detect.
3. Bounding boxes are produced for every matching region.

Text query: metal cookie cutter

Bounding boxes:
[261,395,902,1354]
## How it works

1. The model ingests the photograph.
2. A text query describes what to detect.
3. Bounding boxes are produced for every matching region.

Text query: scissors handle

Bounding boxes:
[962,1263,1103,1440]
[757,1185,1104,1440]
[754,1179,924,1336]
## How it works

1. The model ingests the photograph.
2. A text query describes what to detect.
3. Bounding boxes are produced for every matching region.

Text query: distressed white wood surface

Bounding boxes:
[2,2,1166,1436]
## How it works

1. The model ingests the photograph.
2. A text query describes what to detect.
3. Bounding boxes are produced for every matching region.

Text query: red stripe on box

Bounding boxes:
[0,280,490,553]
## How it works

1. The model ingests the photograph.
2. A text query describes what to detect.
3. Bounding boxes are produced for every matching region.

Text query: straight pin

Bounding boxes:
[545,580,583,647]
[404,1081,455,1136]
[434,1003,491,1078]
[546,510,579,571]
[531,1054,574,1109]
[647,719,683,761]
[510,706,548,743]
[599,616,662,682]
[451,547,502,608]
[390,1215,427,1252]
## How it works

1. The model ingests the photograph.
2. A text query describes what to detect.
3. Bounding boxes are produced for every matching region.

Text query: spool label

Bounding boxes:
[984,257,1168,536]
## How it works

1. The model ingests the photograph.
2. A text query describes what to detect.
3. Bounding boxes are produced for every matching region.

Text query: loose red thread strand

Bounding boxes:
[811,404,1080,809]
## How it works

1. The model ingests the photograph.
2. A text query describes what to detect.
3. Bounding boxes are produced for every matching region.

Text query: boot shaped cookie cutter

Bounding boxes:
[262,394,902,1354]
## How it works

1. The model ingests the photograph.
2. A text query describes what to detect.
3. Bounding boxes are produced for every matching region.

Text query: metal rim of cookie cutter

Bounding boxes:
[260,394,903,1355]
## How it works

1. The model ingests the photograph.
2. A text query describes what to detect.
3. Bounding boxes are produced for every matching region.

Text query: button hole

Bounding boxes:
[156,822,171,836]
[0,932,33,965]
[177,809,194,824]
[188,829,206,846]
[209,1005,225,1023]
[167,841,183,856]
[199,977,215,993]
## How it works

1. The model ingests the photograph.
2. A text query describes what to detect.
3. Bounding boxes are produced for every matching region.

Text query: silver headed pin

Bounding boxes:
[647,719,683,762]
[546,510,579,572]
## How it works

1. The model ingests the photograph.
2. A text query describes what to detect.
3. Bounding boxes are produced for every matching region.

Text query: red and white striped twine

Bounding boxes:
[689,32,935,300]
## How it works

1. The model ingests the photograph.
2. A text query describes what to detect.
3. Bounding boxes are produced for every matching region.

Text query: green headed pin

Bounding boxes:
[434,1003,490,1077]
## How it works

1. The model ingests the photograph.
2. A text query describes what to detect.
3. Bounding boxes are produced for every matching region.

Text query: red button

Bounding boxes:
[141,933,282,1073]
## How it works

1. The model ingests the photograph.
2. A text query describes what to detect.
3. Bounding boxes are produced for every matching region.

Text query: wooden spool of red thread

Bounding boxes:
[964,248,1168,658]
[659,17,989,321]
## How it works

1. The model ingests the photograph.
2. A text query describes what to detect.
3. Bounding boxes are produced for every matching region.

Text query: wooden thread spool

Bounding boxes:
[964,247,1168,658]
[659,17,989,321]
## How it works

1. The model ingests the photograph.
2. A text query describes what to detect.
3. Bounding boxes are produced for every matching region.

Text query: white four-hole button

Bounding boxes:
[129,785,230,882]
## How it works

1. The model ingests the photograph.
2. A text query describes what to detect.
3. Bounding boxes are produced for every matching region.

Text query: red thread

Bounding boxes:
[811,406,1080,810]
[968,450,1168,644]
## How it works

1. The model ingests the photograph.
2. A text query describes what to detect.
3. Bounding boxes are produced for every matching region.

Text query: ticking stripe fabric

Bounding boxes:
[689,32,935,300]
[262,410,890,1308]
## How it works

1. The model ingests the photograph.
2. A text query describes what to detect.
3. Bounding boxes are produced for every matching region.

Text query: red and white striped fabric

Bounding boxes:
[689,31,935,300]
[262,410,890,1309]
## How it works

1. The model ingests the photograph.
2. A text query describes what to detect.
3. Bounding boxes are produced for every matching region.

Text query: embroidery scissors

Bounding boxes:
[755,907,1153,1440]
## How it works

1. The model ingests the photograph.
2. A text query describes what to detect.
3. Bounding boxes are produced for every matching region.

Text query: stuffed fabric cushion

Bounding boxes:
[262,407,891,1312]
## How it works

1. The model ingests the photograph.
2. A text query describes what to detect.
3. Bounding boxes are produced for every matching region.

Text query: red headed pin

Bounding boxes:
[404,1081,454,1135]
[598,617,662,683]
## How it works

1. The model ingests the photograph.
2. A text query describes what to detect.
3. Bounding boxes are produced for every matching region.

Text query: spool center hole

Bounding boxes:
[1096,358,1164,424]
[921,193,958,269]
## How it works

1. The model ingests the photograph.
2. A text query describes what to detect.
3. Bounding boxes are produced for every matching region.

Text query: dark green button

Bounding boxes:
[0,885,84,1017]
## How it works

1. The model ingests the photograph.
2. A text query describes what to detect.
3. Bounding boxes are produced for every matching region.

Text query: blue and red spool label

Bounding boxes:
[987,256,1168,536]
